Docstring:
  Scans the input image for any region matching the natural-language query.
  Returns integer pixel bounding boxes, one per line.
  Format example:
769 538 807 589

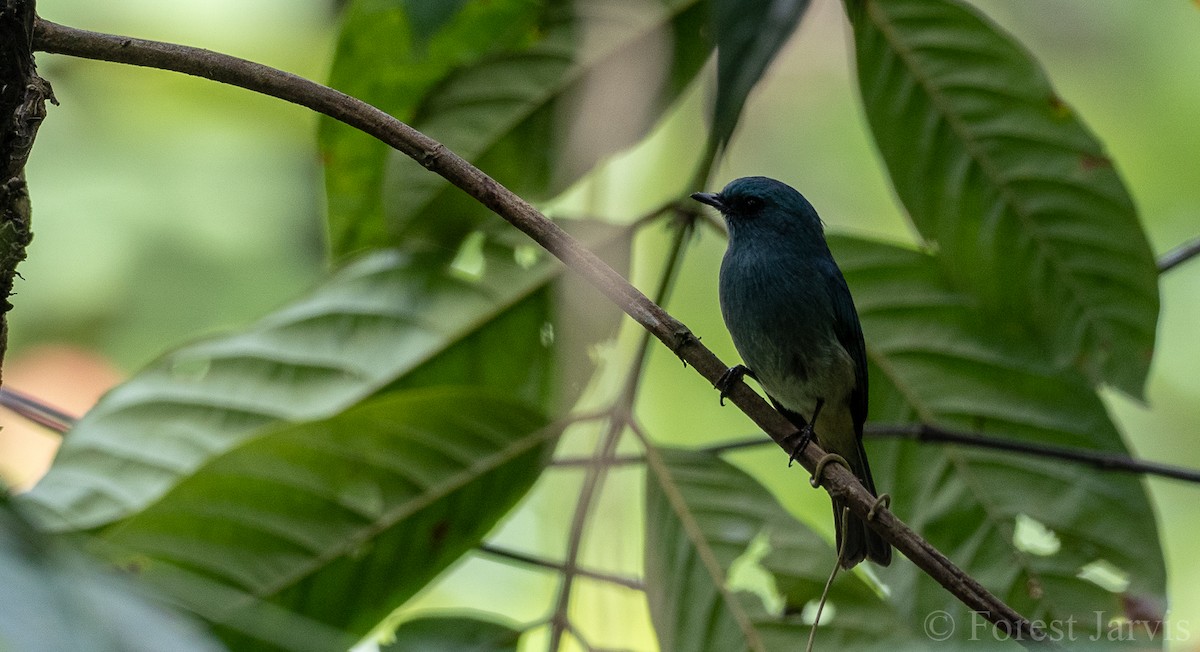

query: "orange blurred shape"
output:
0 345 122 491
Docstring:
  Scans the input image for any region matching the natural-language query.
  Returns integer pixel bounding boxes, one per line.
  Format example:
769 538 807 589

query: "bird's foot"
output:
715 364 756 406
786 398 825 466
809 452 849 488
786 424 815 467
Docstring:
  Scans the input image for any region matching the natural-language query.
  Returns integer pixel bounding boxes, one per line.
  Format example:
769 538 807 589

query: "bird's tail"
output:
832 437 892 569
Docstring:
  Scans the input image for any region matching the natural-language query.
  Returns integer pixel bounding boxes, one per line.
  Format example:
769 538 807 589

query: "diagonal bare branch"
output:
31 18 1049 646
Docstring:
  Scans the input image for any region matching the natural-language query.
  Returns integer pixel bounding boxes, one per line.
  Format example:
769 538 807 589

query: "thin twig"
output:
871 423 1200 484
1158 236 1200 272
563 620 597 652
806 508 848 652
699 436 769 456
548 217 696 651
477 544 644 592
0 387 75 433
31 21 1047 645
0 388 608 440
547 416 628 651
627 199 688 231
551 453 642 468
629 418 766 650
553 199 681 233
699 423 1200 484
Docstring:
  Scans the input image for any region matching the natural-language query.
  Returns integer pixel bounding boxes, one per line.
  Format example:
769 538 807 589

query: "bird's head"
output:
691 176 823 241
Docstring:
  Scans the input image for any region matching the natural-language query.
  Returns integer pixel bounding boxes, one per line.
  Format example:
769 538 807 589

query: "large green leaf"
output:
22 222 627 531
91 389 549 649
383 614 523 651
644 447 900 652
320 0 545 255
831 234 1166 644
0 494 226 652
321 0 710 256
845 0 1159 397
709 0 812 149
390 0 709 247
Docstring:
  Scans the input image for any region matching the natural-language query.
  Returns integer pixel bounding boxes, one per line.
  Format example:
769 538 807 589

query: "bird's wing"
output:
827 267 869 435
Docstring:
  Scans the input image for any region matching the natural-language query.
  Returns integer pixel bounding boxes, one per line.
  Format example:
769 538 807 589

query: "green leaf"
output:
403 0 475 44
644 447 900 652
383 613 523 651
831 234 1166 642
320 0 545 255
22 221 628 531
709 0 812 149
93 389 550 647
0 495 227 652
321 0 710 257
846 0 1159 397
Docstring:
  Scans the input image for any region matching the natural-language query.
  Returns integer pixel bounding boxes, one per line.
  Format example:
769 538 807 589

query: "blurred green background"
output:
10 0 1200 649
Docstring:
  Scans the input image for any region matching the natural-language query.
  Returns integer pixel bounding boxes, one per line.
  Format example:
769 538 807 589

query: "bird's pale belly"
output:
737 330 857 421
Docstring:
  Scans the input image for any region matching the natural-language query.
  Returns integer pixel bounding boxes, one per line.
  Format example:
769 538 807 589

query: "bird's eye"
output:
742 197 764 212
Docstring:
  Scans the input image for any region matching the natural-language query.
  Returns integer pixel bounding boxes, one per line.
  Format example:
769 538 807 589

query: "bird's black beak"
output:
691 191 724 212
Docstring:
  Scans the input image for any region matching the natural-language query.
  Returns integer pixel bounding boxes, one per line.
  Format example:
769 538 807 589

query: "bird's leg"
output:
787 398 824 466
715 364 757 406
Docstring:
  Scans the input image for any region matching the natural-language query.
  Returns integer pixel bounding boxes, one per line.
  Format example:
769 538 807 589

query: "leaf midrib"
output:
862 0 1111 345
865 339 1066 622
407 0 703 216
105 399 553 608
32 252 567 533
645 447 767 652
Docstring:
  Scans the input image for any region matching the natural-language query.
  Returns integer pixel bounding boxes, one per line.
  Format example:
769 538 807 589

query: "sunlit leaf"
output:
93 389 550 648
22 222 628 531
709 0 812 149
846 0 1159 397
831 234 1166 642
644 447 900 651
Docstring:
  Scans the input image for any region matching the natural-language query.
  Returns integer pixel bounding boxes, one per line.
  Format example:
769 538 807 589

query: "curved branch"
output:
31 19 1047 645
1158 235 1200 273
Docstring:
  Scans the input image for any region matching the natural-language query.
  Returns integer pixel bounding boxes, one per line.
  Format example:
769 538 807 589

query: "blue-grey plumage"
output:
693 176 891 568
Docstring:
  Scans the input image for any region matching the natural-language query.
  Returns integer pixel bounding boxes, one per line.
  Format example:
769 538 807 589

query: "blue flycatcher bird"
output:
693 176 891 568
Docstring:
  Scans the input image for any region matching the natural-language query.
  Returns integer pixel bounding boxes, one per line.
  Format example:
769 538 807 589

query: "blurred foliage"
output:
707 0 811 152
319 0 708 257
18 0 331 370
8 0 1200 650
0 491 228 651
